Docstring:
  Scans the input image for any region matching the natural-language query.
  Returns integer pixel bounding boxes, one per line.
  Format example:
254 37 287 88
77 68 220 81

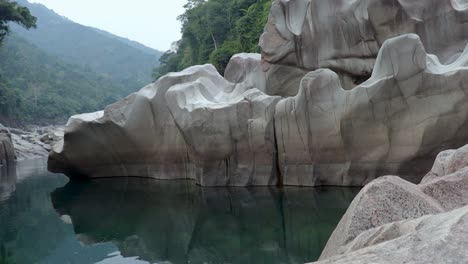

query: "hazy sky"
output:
29 0 187 51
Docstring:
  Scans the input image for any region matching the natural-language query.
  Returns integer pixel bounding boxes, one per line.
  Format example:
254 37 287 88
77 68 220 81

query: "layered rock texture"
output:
49 0 468 186
314 143 468 264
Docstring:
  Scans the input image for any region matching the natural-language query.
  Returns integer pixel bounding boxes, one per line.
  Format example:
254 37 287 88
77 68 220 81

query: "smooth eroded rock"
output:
261 0 468 90
275 34 468 186
49 64 283 186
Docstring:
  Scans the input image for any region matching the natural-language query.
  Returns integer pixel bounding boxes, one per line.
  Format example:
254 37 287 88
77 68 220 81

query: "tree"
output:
0 0 36 43
152 0 271 81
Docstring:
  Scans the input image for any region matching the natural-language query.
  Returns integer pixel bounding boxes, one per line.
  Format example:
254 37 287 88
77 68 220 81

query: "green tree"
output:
153 0 271 80
0 0 36 43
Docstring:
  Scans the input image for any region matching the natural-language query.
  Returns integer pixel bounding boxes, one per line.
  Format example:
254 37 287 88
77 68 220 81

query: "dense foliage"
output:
153 0 271 80
0 0 36 42
0 34 127 125
13 0 162 91
0 0 163 126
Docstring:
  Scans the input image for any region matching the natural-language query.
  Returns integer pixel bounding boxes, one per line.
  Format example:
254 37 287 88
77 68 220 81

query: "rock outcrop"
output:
48 0 468 186
9 125 64 160
261 0 468 91
275 34 468 186
316 143 468 263
49 65 282 186
49 34 468 186
0 124 16 164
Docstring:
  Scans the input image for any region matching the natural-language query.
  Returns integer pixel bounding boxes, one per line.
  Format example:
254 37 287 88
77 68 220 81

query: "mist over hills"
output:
0 0 163 125
12 0 162 90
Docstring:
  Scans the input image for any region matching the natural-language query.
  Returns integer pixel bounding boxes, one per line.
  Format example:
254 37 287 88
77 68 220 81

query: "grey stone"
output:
319 143 468 262
312 206 468 264
48 1 468 187
319 176 444 259
260 0 468 90
50 64 282 186
0 124 15 164
275 34 468 186
224 53 266 92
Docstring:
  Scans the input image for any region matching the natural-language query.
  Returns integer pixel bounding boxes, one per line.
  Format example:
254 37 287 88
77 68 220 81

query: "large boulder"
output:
420 144 468 211
318 143 468 262
319 176 444 259
49 64 281 186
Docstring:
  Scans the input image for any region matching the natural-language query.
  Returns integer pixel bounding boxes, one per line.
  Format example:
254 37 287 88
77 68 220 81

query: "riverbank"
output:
6 125 64 161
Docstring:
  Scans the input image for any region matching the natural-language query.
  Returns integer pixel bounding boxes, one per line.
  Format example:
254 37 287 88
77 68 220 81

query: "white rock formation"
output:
49 0 468 187
50 64 282 186
275 34 468 186
165 77 280 186
317 142 468 263
261 0 468 91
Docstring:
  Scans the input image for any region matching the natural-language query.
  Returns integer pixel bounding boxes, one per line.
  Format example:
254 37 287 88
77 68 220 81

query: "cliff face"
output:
48 0 468 186
260 0 468 91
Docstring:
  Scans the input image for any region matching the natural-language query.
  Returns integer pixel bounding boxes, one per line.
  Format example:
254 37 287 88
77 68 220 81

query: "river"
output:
0 159 359 264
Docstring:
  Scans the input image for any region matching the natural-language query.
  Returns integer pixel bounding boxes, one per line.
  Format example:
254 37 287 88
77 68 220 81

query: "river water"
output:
0 159 359 264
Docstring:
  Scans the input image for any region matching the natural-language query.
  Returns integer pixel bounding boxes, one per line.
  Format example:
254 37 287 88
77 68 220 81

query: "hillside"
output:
0 33 128 125
12 0 162 91
153 0 271 79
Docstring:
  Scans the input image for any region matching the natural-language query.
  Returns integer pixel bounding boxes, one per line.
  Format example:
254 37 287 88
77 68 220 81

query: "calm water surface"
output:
0 159 359 264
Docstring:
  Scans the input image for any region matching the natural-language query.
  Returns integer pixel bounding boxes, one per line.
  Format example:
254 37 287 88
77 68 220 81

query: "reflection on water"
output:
0 160 359 264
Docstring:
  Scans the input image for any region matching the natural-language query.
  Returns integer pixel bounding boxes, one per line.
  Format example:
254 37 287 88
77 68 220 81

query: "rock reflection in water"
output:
0 163 16 203
52 178 359 264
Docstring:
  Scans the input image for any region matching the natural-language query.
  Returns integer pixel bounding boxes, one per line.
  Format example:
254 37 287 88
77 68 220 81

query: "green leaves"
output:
0 0 36 42
153 0 271 80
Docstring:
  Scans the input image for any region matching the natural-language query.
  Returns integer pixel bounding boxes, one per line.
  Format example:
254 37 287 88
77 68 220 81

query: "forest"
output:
0 0 161 125
0 0 271 125
152 0 271 80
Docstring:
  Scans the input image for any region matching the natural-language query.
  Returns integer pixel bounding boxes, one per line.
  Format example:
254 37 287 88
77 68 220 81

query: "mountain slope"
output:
12 0 162 91
0 33 128 125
